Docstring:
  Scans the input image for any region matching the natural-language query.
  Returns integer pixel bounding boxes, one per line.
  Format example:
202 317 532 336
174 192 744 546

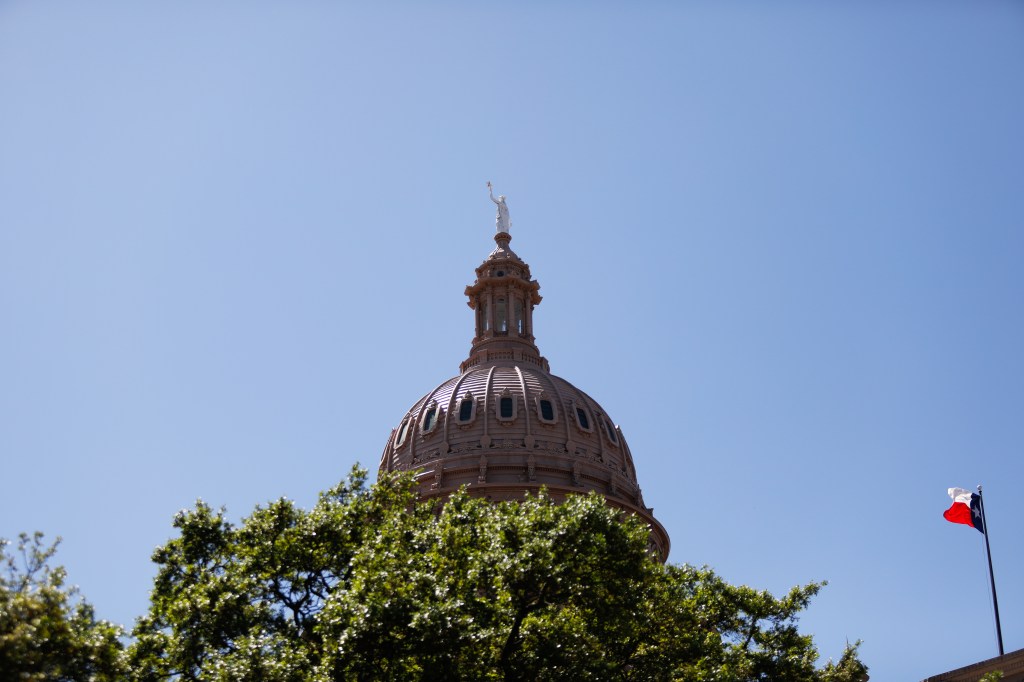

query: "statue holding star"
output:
487 181 510 234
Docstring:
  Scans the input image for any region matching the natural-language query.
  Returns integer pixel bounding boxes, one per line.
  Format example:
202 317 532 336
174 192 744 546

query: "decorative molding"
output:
450 441 482 455
533 440 566 455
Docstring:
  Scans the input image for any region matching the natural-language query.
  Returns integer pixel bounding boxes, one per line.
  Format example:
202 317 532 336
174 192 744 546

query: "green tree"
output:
0 532 125 682
128 468 867 681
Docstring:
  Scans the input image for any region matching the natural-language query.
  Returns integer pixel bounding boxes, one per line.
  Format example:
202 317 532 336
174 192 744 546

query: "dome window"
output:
535 393 557 424
603 418 619 445
395 419 411 447
421 404 441 435
573 404 593 432
496 388 517 424
457 393 476 424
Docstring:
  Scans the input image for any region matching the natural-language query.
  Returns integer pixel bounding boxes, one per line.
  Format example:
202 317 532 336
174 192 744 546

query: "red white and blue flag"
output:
943 487 985 534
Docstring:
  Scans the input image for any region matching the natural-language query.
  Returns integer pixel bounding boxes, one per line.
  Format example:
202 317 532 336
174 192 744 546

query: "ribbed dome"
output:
378 201 669 559
381 364 641 503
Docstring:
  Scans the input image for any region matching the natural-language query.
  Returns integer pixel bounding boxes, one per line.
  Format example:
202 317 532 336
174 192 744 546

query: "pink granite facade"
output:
923 648 1024 682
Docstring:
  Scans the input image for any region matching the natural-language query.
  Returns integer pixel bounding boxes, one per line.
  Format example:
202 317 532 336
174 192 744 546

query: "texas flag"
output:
943 488 985 534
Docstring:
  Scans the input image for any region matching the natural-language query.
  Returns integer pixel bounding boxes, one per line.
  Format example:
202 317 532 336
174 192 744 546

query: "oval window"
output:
500 396 514 419
423 407 438 433
459 397 474 422
395 419 410 446
603 418 618 444
575 407 591 431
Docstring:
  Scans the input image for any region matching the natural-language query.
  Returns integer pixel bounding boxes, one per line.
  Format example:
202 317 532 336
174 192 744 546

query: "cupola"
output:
461 229 548 374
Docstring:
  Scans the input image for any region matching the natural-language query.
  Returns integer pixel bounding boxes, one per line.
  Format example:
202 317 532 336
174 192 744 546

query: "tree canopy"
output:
0 532 125 682
126 468 867 681
2 470 867 680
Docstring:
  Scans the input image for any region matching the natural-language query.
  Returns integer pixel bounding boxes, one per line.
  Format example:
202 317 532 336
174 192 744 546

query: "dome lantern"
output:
461 229 548 374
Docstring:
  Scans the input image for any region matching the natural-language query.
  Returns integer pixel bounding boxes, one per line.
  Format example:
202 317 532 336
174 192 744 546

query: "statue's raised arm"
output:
486 181 511 233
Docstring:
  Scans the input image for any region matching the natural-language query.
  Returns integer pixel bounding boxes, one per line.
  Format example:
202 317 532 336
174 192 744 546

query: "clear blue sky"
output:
2 2 1022 678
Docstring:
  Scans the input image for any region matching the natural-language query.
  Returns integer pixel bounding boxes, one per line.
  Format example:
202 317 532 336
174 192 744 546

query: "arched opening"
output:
496 298 507 333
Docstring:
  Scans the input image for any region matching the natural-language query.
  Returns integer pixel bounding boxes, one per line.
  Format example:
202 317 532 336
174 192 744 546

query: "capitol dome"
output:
379 213 669 559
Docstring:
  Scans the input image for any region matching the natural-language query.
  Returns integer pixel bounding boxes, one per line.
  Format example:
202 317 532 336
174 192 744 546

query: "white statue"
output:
487 181 510 233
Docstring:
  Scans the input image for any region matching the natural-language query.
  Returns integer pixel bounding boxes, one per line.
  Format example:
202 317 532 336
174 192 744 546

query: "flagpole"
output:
977 485 1004 657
